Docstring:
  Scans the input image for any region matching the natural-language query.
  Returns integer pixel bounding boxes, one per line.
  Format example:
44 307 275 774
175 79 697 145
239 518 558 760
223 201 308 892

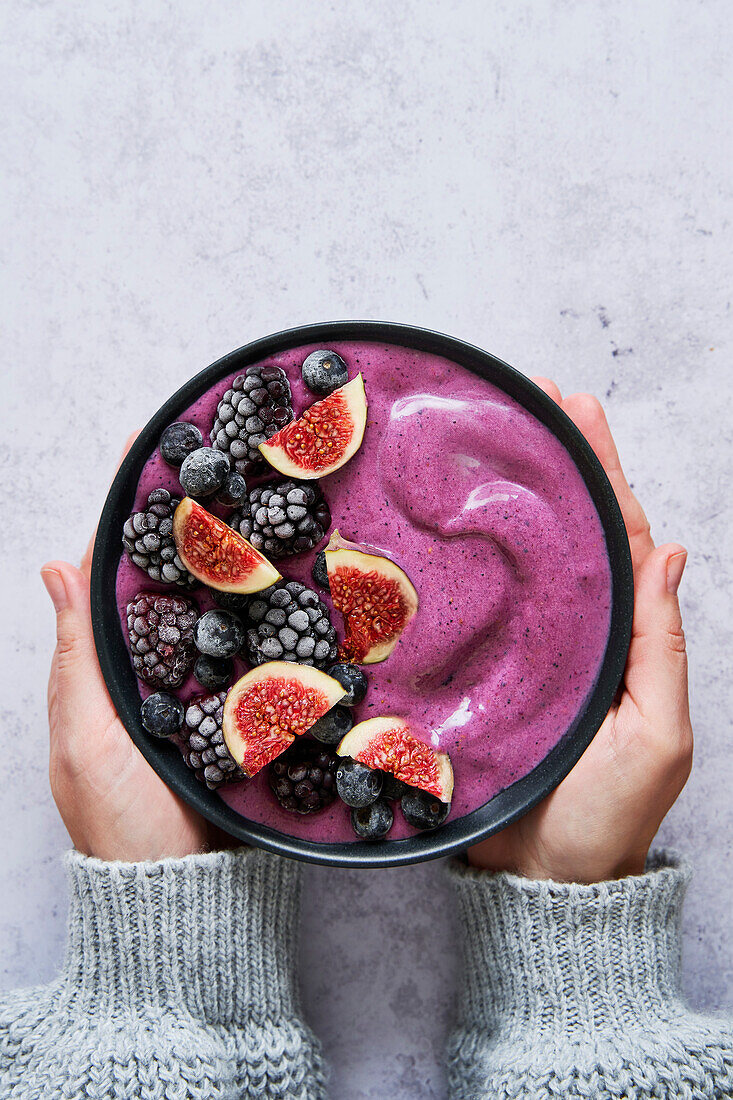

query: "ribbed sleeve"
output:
446 850 733 1099
0 847 327 1100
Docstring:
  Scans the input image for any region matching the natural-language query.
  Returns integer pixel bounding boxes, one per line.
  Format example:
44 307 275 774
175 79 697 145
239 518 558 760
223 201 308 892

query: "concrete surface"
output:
1 2 731 1096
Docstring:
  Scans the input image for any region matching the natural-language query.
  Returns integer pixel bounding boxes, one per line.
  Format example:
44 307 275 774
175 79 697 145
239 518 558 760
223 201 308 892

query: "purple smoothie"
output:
116 341 612 842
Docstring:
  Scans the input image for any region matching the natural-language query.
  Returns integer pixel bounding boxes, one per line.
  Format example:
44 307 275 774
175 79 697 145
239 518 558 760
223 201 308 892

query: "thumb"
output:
623 543 689 724
41 562 98 673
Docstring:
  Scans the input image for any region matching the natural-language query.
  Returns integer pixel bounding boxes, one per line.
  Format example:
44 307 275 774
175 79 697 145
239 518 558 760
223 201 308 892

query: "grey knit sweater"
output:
0 848 731 1099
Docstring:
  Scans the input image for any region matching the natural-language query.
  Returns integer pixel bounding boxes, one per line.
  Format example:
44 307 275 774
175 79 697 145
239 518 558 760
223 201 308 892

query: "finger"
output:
622 543 690 726
562 393 655 572
530 376 563 404
80 432 140 579
41 562 106 708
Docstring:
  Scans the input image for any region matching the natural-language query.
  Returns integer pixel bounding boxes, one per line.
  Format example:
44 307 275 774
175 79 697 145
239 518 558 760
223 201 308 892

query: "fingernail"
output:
666 550 687 595
41 568 68 612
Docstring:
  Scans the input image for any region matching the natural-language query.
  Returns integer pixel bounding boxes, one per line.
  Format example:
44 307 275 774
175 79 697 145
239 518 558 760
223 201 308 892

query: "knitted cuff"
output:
60 846 303 1023
448 849 691 1041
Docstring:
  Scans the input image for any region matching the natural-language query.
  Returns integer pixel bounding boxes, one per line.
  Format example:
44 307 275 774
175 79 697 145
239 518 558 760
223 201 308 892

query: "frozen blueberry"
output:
379 772 410 801
312 550 329 590
335 759 382 807
193 609 245 659
208 588 251 613
160 422 203 467
193 654 234 691
326 663 368 706
351 799 393 840
179 447 230 499
215 470 248 507
140 692 184 738
309 705 353 745
301 350 349 396
400 789 451 830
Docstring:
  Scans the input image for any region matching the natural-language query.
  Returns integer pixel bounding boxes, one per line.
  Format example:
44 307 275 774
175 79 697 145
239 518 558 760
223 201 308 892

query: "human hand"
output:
42 436 225 862
468 383 692 883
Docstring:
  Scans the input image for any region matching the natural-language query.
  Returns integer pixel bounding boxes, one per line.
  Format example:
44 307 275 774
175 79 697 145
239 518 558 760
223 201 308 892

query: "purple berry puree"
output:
116 341 612 843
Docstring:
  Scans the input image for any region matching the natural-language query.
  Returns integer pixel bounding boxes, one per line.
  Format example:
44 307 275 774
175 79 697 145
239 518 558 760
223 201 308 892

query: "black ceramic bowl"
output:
91 321 633 868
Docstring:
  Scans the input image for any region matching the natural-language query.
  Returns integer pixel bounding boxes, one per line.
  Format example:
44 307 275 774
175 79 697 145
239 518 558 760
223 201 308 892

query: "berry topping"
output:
208 588 251 613
126 591 198 690
193 609 245 659
244 579 338 668
268 740 338 814
335 759 382 807
308 704 353 745
229 479 331 559
400 789 451 830
193 653 234 691
179 447 231 500
182 691 246 789
122 489 196 589
379 772 410 801
159 422 204 467
211 365 294 476
351 799 393 840
312 550 330 590
301 349 349 396
215 470 248 507
325 663 368 706
259 375 367 480
140 692 184 738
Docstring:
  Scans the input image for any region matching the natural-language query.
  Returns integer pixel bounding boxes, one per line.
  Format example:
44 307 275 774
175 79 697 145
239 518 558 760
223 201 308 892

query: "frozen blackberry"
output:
308 704 353 745
268 740 337 814
181 691 245 789
301 349 348 396
122 489 196 588
159 422 203 467
229 479 331 559
312 550 329 590
244 579 338 668
179 446 230 499
126 591 198 689
211 364 294 476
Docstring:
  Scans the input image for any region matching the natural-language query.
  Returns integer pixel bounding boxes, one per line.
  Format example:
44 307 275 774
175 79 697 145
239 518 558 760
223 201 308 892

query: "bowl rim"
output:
91 320 633 868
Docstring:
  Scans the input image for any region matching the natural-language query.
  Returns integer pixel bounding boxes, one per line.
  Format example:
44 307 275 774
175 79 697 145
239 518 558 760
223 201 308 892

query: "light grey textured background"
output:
1 2 731 1096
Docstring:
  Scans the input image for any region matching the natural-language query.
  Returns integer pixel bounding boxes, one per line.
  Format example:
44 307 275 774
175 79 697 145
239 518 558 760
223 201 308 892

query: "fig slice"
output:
222 662 347 777
337 716 454 803
173 497 281 594
258 374 367 480
325 530 419 664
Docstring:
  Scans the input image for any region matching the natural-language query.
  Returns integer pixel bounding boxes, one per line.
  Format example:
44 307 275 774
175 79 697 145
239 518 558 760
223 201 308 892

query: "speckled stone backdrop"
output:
2 1 731 1096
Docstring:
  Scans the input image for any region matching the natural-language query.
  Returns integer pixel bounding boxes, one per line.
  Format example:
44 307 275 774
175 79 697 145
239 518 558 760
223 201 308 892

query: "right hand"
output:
468 385 693 883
